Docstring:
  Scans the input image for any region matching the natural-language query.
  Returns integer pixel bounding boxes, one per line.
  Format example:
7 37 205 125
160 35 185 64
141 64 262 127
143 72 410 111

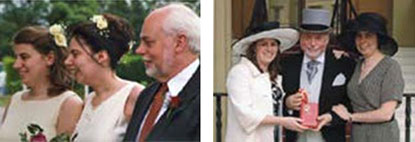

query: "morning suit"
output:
281 49 355 142
124 67 200 142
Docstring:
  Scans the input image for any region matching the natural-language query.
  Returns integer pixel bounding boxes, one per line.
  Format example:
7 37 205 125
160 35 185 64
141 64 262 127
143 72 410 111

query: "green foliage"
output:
0 0 200 95
117 53 153 86
50 133 71 142
19 123 71 142
0 96 11 107
160 0 200 15
0 0 200 58
19 123 44 142
19 132 28 142
28 123 44 134
71 82 87 99
0 1 50 60
3 56 22 95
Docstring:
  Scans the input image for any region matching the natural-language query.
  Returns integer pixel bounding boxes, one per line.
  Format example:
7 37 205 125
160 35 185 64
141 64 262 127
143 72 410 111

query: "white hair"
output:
159 3 200 54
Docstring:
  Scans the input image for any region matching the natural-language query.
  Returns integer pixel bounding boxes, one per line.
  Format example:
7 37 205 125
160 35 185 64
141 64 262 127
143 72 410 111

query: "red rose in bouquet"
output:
30 133 47 142
19 123 71 142
19 123 47 142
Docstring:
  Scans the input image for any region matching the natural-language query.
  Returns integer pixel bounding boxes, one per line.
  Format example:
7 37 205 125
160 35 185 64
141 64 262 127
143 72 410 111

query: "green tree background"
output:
0 0 200 97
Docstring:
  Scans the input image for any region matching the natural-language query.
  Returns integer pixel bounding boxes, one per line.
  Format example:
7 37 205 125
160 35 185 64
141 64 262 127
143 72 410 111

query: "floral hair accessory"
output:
49 24 67 48
128 41 136 50
90 15 108 30
90 15 110 38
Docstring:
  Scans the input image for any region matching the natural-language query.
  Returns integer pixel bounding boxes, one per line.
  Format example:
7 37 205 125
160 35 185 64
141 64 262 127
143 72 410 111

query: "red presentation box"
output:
299 89 319 128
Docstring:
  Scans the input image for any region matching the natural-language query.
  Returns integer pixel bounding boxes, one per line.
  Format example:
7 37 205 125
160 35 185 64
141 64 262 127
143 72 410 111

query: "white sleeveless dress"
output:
73 82 138 142
0 90 80 142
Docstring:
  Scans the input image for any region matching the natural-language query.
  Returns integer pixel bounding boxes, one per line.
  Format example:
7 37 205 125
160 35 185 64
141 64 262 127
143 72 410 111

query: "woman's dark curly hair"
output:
68 13 135 69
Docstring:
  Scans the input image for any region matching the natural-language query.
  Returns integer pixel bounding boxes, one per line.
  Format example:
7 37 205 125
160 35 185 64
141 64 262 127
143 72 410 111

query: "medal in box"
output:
299 89 318 128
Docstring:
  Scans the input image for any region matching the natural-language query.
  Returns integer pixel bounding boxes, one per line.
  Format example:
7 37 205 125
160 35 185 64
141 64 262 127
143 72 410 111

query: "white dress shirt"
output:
137 58 200 139
161 58 200 121
300 53 325 103
298 53 326 142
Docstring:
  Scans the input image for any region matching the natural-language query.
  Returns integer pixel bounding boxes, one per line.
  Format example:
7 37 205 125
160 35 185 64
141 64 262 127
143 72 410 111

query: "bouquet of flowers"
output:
19 123 71 142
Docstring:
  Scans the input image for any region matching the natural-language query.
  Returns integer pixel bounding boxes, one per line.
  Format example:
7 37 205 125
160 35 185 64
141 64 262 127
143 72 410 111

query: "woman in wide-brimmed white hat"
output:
226 22 307 142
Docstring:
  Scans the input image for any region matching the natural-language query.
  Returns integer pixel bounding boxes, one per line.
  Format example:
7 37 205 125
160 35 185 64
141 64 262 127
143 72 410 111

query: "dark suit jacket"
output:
124 67 200 142
280 49 355 142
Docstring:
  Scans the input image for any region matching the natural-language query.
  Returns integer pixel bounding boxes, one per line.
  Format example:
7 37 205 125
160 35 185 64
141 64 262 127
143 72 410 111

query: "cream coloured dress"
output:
0 90 80 142
226 57 284 142
73 82 140 142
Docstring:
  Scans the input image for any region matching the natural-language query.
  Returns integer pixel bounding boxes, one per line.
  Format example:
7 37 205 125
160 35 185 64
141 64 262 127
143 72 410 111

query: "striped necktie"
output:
306 60 320 83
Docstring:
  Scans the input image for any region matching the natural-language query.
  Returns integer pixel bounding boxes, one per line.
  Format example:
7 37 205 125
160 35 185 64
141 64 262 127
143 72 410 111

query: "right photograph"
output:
214 0 415 142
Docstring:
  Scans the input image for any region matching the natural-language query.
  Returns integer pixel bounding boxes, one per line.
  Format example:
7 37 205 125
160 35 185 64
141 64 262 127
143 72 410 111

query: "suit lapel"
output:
124 82 161 141
169 67 200 119
139 83 162 121
148 66 200 139
293 54 303 92
319 50 336 108
283 53 303 94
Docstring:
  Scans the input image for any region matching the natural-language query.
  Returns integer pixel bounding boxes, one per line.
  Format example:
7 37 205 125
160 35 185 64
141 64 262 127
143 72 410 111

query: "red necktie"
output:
138 83 168 142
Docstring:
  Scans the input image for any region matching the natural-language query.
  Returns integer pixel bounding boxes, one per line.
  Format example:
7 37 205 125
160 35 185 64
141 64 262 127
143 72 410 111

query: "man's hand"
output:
285 92 303 110
311 113 332 131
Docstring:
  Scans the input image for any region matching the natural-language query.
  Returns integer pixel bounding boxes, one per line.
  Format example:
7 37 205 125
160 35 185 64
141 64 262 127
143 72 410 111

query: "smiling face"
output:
254 38 279 67
355 31 380 57
300 32 330 60
135 12 176 81
13 44 52 87
64 38 100 85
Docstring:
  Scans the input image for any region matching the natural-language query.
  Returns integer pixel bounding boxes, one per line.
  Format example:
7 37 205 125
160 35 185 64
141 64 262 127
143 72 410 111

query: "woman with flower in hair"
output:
65 13 144 142
0 25 83 141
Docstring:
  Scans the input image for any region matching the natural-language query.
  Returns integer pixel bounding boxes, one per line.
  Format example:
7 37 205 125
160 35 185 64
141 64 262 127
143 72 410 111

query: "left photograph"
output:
0 1 200 142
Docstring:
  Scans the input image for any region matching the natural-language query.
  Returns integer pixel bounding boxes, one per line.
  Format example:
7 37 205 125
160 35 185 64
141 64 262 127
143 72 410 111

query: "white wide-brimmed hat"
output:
232 22 299 63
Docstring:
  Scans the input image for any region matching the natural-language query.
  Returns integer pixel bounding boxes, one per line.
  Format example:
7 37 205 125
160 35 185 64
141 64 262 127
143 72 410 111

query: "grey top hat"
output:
300 9 331 33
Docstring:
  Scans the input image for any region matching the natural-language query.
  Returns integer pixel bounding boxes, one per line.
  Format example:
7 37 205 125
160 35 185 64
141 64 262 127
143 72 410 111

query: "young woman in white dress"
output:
64 14 144 142
0 26 83 141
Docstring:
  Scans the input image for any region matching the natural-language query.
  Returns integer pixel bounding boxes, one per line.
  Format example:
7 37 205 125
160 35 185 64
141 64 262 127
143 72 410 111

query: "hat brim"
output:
233 28 299 57
379 35 398 56
299 28 331 33
338 30 398 56
299 25 332 33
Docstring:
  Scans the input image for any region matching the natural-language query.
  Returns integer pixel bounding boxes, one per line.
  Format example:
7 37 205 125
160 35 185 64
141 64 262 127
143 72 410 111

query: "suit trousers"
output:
296 131 325 142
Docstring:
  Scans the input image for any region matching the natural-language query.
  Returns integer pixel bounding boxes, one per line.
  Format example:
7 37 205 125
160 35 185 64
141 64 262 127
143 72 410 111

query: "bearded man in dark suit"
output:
124 3 200 142
281 9 355 142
